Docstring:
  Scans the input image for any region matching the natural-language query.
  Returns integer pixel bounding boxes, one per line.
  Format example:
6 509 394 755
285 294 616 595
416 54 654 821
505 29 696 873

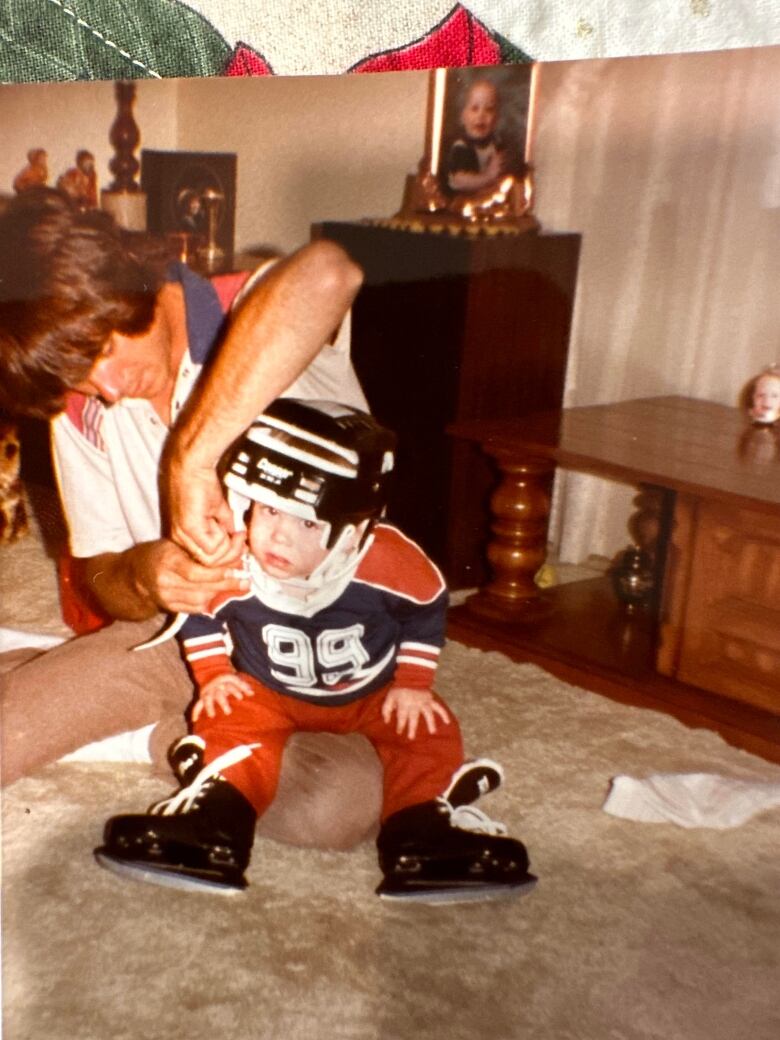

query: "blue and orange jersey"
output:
179 523 448 705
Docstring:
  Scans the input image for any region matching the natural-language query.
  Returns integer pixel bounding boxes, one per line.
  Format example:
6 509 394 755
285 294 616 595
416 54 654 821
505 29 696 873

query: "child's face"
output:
248 503 329 580
460 81 499 141
751 374 780 421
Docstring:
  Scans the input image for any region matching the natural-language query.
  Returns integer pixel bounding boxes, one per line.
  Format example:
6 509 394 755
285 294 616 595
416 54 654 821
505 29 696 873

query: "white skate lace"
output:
441 800 508 836
151 743 261 816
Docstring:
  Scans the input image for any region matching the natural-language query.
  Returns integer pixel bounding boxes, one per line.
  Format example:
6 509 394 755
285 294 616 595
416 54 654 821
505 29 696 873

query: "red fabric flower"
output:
223 5 503 78
351 5 501 72
225 43 273 77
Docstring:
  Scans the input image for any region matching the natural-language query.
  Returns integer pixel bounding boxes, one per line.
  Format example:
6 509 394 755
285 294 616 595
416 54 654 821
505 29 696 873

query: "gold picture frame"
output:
395 64 539 233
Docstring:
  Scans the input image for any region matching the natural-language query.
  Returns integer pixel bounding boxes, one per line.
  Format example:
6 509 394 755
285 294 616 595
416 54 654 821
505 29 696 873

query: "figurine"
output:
57 150 98 209
12 148 49 194
741 365 780 426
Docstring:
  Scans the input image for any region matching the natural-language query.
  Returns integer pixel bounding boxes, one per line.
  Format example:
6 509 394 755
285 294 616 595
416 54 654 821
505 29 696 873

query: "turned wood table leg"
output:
467 447 555 622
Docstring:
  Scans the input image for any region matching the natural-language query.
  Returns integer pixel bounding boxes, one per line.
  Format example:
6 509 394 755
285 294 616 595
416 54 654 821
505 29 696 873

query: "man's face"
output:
72 307 174 407
461 81 499 141
247 503 329 580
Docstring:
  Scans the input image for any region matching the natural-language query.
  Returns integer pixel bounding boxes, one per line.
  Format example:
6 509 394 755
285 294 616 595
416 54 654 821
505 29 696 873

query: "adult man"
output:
0 188 383 849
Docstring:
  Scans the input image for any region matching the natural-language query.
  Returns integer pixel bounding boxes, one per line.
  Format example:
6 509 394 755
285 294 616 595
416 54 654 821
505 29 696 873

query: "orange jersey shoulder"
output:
355 524 446 604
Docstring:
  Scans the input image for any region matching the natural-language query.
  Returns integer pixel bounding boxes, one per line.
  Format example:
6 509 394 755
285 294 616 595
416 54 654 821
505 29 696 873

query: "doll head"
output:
742 366 780 425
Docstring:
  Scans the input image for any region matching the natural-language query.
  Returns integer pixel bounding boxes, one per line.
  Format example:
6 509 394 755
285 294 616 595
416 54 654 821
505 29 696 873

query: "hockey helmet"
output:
221 398 396 549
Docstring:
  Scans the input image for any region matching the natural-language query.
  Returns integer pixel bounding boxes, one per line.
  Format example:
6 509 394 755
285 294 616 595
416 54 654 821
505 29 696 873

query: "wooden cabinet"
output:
313 221 581 588
447 397 780 761
658 496 780 712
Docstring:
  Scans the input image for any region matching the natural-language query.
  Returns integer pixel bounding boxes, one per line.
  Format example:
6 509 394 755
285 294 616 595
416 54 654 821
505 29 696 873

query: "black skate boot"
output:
376 787 537 904
94 743 259 894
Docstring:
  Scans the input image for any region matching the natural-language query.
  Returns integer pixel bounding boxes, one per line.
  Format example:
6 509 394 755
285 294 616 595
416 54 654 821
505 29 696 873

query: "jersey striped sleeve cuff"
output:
182 634 234 686
393 641 441 689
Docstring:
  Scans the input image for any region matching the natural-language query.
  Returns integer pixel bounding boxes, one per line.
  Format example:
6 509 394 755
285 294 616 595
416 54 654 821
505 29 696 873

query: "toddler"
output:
95 400 535 903
445 78 508 194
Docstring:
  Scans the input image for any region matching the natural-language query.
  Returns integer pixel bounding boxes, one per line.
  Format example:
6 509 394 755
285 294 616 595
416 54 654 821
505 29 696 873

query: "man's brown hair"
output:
0 188 169 419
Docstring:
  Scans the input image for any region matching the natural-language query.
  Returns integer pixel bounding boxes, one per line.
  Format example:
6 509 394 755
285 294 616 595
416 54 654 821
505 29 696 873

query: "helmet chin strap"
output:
228 487 249 534
134 517 375 651
245 520 373 618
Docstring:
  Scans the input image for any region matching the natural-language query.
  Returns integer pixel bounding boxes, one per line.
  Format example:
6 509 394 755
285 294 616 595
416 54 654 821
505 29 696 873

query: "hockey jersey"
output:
179 524 448 706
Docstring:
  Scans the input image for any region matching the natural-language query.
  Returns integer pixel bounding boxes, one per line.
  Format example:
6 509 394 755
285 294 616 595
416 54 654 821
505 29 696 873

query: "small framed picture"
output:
429 65 535 196
140 149 237 262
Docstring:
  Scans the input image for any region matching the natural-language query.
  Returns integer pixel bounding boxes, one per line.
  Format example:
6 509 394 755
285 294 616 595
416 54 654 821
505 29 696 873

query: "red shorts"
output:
194 675 463 822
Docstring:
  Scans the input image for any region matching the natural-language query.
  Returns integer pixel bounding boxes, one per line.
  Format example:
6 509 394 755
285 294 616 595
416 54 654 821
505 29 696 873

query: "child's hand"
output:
192 673 254 721
381 686 450 740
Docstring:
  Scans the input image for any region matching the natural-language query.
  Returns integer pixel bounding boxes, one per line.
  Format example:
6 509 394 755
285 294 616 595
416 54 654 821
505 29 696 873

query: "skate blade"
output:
376 873 537 905
94 850 245 895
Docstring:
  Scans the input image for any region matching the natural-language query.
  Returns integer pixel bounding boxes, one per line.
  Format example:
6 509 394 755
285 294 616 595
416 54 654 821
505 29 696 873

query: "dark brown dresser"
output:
313 220 581 587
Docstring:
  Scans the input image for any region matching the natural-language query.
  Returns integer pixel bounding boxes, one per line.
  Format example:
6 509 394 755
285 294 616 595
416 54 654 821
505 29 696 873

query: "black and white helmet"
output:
221 398 396 549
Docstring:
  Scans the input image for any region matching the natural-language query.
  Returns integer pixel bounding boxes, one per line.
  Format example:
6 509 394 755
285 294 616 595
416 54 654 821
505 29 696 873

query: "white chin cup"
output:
246 520 373 617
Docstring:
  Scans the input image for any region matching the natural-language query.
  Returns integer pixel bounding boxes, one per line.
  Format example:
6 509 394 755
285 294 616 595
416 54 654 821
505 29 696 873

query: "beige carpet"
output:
3 638 780 1040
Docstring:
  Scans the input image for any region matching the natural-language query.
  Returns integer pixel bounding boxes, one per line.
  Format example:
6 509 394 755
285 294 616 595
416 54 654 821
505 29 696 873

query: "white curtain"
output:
531 45 780 563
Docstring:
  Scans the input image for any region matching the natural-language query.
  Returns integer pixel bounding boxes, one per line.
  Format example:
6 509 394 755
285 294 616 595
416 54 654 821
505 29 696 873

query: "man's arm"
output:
82 539 249 620
165 239 363 564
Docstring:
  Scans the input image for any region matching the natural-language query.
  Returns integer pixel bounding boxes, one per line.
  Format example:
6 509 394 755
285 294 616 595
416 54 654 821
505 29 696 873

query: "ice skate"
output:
95 744 258 894
375 793 537 904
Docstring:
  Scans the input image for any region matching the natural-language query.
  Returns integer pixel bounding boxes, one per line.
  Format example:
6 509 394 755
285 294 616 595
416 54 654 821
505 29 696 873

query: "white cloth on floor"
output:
59 725 154 764
0 627 65 652
0 626 152 764
603 772 780 829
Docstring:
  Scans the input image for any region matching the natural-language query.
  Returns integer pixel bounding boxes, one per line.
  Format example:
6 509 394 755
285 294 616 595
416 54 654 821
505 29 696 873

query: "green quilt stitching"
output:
0 0 232 82
46 0 162 77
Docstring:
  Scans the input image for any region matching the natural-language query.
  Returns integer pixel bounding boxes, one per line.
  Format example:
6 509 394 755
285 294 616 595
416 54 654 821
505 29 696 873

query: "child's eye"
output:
302 519 319 530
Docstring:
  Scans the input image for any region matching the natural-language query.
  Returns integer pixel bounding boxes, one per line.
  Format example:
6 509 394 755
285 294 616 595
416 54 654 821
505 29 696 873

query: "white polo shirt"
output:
52 263 368 558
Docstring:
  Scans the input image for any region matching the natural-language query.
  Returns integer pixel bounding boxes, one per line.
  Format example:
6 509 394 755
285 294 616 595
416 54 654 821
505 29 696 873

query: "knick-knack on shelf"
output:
57 150 98 210
12 148 49 194
609 545 655 614
740 365 780 426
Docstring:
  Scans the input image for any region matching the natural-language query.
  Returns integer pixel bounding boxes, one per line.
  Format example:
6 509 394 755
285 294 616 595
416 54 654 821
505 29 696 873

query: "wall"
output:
535 47 778 408
166 71 427 253
530 46 779 560
0 80 179 200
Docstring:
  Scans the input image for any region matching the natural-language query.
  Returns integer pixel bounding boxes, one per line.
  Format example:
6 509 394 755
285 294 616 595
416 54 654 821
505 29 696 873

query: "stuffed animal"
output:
0 418 29 543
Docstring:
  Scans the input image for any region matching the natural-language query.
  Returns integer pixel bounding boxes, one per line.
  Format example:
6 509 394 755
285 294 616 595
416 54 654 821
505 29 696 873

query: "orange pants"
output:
194 675 464 822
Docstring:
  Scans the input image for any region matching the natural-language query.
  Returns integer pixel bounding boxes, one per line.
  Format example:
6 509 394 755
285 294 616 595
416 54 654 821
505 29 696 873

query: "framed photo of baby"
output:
431 65 535 198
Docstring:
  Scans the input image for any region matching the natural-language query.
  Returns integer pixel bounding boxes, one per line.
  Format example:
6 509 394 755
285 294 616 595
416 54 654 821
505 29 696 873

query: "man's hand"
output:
166 455 244 566
163 241 362 564
381 686 450 740
84 540 248 621
192 672 255 722
132 538 249 614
